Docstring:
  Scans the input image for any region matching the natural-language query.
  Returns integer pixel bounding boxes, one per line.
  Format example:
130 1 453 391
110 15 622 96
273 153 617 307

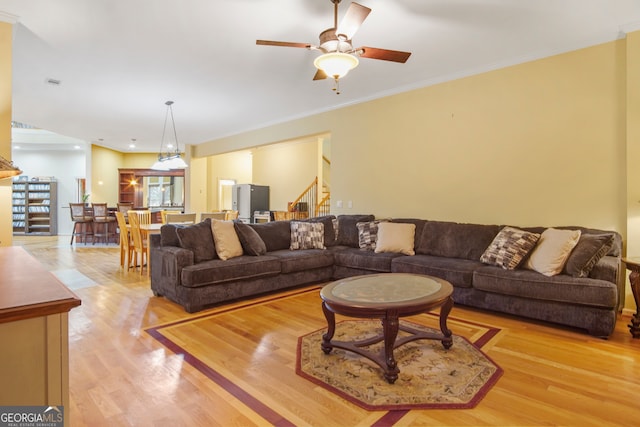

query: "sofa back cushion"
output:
176 218 217 262
417 221 502 260
335 214 375 247
160 223 183 247
249 220 292 252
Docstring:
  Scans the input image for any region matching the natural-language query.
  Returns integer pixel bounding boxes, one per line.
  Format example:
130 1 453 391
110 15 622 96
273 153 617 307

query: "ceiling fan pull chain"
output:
333 77 341 95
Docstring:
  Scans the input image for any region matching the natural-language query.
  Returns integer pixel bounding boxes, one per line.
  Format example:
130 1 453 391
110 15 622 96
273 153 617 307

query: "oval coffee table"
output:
320 273 454 384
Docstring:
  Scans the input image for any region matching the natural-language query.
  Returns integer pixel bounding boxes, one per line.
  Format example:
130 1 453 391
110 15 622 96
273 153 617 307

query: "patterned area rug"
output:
296 320 502 410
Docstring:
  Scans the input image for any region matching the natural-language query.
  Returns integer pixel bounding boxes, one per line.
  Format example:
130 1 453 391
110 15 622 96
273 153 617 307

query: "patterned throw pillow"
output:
290 221 325 250
480 226 540 270
356 220 382 251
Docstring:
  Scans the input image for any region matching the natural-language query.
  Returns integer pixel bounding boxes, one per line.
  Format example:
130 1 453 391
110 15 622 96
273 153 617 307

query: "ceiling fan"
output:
256 0 411 93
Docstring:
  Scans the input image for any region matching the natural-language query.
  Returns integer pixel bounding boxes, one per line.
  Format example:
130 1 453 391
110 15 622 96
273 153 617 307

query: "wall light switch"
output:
336 200 343 208
348 200 353 209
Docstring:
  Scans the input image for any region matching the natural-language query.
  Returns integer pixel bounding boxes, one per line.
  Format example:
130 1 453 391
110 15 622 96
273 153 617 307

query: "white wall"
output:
12 150 87 235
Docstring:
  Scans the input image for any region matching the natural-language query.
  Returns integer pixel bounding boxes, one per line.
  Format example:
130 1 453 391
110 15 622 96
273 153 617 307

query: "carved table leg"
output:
629 270 640 338
382 310 400 384
439 296 454 349
321 302 336 353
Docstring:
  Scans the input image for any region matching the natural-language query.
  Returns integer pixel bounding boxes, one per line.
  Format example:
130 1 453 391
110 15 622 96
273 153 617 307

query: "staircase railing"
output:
287 177 330 218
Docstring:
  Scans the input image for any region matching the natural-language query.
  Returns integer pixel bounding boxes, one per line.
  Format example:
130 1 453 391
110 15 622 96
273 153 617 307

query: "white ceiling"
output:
2 0 640 153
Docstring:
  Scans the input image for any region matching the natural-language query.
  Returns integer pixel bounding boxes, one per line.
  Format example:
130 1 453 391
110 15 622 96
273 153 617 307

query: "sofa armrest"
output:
590 255 624 310
150 245 195 292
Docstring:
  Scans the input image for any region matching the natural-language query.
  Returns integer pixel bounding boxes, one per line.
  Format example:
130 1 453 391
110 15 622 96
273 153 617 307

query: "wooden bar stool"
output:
91 203 116 244
69 203 93 244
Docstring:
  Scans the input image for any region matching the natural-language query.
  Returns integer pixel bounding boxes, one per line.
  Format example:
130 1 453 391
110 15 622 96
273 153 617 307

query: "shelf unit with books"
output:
12 180 58 236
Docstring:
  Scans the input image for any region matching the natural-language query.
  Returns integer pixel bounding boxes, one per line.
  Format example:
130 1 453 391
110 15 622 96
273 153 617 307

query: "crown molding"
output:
620 21 640 35
0 11 19 24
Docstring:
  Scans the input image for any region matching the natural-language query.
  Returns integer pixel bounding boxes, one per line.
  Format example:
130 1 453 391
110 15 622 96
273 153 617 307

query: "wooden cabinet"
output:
12 180 58 235
118 168 137 205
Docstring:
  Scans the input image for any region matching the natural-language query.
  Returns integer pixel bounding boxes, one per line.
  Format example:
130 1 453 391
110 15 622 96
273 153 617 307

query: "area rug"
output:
296 320 502 410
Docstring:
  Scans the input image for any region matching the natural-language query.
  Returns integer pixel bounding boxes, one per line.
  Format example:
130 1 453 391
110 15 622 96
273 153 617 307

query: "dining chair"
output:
69 203 93 245
115 211 133 269
224 210 239 221
166 213 197 224
160 210 170 224
128 210 151 226
200 212 226 221
91 203 116 245
128 211 148 276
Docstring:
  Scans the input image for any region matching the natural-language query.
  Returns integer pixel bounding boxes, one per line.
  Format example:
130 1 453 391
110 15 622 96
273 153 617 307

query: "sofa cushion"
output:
336 214 375 247
290 221 325 250
249 220 292 252
524 228 581 276
480 226 540 270
417 221 502 260
211 219 244 260
333 247 402 272
181 255 281 287
176 218 217 262
375 222 416 255
391 255 482 288
473 265 618 308
268 249 334 274
234 222 267 256
563 233 615 278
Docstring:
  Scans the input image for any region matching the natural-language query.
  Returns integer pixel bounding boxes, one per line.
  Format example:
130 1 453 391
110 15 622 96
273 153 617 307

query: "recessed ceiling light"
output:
73 145 81 149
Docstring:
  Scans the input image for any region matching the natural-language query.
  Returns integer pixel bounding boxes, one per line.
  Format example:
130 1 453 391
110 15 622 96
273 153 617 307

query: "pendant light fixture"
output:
151 100 188 170
0 154 22 180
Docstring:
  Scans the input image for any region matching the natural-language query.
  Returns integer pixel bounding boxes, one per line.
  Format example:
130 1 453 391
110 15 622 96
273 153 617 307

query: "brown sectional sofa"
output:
150 214 623 338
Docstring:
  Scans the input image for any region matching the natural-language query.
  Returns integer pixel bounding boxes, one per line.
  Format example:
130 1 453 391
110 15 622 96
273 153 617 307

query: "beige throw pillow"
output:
211 219 244 260
524 228 581 276
374 222 416 255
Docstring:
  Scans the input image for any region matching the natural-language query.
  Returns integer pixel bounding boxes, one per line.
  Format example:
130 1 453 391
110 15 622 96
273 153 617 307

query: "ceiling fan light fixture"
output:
313 52 359 79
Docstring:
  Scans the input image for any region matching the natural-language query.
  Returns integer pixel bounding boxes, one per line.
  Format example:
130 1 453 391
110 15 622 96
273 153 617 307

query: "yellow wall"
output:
189 156 207 214
252 138 320 211
206 150 252 212
0 23 12 246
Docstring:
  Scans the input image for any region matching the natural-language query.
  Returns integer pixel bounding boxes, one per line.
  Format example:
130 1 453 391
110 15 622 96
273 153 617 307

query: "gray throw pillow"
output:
563 233 615 278
235 222 267 256
176 218 217 262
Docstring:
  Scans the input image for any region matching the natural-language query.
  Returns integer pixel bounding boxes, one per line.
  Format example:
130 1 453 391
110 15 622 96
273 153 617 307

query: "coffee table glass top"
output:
326 273 443 304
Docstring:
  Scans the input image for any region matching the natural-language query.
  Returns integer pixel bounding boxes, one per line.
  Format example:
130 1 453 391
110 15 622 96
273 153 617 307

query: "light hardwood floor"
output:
12 235 640 427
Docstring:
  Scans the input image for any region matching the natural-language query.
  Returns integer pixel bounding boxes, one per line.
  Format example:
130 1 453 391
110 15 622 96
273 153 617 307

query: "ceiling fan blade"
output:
358 47 412 63
336 2 371 40
313 69 328 81
256 40 312 49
